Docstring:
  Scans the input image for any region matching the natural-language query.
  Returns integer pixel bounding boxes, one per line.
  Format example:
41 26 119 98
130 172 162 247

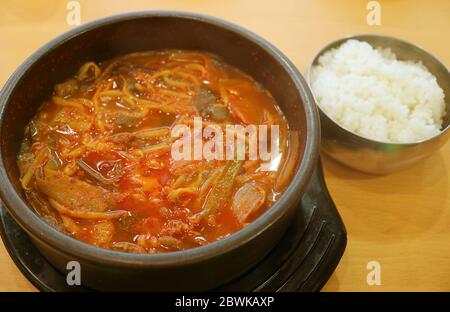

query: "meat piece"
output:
135 234 158 249
36 167 117 212
193 89 230 121
161 220 191 237
107 127 170 147
193 89 216 111
206 104 229 121
112 242 146 253
113 113 141 128
232 182 266 224
158 235 182 250
54 79 79 98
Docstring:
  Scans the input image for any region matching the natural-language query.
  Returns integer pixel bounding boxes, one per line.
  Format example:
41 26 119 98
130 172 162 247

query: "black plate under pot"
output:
0 159 346 292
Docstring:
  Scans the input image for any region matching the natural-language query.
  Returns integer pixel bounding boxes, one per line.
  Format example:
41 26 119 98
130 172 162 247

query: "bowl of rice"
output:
307 34 449 174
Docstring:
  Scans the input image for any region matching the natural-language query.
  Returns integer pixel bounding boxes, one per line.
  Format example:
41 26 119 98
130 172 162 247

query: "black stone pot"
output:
0 11 321 291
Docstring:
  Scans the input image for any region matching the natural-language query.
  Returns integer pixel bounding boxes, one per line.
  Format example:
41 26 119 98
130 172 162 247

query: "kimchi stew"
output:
17 50 300 253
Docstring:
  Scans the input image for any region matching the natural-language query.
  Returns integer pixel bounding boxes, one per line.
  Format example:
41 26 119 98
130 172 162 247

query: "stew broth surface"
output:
17 50 299 253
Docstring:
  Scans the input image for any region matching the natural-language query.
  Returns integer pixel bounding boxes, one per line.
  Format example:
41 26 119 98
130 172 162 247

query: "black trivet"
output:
0 159 346 292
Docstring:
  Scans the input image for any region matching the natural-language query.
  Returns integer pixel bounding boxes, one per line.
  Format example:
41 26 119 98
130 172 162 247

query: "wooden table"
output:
0 0 449 292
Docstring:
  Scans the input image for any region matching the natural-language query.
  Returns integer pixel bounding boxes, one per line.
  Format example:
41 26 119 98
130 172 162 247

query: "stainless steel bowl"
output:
306 34 450 174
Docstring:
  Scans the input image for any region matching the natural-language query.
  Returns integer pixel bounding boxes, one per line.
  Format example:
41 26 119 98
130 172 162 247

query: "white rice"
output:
310 39 446 143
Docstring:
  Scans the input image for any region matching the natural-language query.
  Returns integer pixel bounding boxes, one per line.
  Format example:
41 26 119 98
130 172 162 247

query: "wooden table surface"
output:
0 0 449 292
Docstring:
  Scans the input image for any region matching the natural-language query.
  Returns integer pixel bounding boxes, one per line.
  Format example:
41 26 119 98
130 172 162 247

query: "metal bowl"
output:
306 34 450 174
